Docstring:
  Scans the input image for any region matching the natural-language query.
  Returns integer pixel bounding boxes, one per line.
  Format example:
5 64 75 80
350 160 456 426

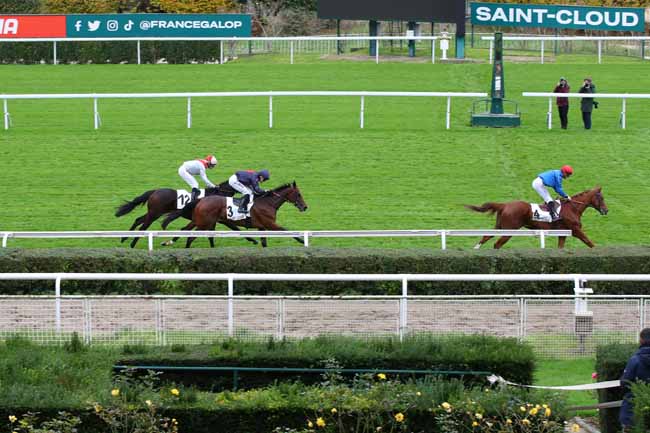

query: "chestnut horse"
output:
466 186 608 249
185 181 308 248
115 180 240 248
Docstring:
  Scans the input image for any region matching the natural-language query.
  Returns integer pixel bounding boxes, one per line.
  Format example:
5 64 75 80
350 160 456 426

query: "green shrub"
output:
595 343 637 433
3 247 650 295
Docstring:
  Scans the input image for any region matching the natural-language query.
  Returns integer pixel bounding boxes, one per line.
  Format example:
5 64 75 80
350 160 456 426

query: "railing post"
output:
547 97 552 130
440 230 447 250
148 232 154 251
93 97 100 129
53 41 57 65
269 95 273 128
55 276 62 333
539 231 546 249
431 38 436 64
519 298 526 341
399 277 408 341
540 40 544 64
375 38 379 64
621 98 627 129
137 40 141 65
187 97 192 129
220 40 224 64
290 40 294 65
489 40 494 64
598 40 602 64
303 231 309 247
1 232 8 248
228 275 234 337
3 99 9 130
360 95 365 129
277 298 285 340
445 96 451 130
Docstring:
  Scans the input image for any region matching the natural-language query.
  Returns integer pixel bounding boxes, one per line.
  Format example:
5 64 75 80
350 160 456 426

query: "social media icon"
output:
87 20 101 32
124 20 134 31
107 20 119 31
74 20 82 32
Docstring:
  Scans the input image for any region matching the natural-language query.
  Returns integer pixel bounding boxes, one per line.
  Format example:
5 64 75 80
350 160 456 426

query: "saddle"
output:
531 200 562 223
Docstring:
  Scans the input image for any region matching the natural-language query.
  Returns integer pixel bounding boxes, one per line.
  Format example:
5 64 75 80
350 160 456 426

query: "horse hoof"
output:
161 241 173 247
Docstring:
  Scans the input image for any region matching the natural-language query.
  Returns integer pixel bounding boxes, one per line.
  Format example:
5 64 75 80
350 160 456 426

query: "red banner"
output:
0 15 66 38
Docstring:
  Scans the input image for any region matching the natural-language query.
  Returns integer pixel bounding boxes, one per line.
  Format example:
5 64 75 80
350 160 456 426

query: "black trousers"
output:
557 105 569 129
582 111 592 130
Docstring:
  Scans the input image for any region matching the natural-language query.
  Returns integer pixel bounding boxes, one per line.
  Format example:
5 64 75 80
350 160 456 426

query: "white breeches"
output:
179 167 199 189
229 175 253 197
532 177 552 202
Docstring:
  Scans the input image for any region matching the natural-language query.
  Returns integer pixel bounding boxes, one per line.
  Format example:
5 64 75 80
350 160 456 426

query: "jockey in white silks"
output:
178 155 217 202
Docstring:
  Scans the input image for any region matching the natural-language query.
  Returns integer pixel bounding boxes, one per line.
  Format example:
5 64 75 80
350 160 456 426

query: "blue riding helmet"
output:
258 169 270 180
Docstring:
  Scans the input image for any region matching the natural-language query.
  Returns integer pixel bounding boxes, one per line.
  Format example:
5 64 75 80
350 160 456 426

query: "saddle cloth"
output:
226 197 254 221
531 200 562 222
176 189 205 210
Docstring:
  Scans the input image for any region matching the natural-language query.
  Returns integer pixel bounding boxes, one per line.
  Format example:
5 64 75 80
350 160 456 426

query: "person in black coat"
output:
620 328 650 432
579 77 597 130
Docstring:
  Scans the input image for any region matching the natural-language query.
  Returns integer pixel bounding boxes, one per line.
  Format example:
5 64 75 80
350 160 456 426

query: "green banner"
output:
470 2 644 32
66 14 251 38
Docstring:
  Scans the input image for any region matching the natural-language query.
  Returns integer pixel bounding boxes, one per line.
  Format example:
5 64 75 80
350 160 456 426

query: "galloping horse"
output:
115 180 237 248
466 186 608 249
184 181 308 248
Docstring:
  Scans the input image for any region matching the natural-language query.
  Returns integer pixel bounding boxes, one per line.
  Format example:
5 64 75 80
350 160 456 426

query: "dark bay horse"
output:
115 180 238 248
185 182 308 248
466 186 608 249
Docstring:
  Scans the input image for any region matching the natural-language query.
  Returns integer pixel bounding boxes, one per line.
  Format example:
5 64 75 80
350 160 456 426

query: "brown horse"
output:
185 181 308 248
466 186 608 249
115 180 245 248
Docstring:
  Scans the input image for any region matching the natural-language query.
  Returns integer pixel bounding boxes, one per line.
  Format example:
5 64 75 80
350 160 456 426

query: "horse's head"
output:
589 187 608 215
286 181 308 212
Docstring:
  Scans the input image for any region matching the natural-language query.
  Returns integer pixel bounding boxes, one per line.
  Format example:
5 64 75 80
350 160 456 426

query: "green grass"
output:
0 58 649 249
535 358 598 416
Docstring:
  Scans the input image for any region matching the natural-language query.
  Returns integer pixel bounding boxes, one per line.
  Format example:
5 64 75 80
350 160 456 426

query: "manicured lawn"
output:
0 58 648 249
536 358 598 415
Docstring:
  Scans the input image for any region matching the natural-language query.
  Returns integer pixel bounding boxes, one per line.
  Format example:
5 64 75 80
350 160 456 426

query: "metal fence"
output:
0 229 571 250
0 272 648 358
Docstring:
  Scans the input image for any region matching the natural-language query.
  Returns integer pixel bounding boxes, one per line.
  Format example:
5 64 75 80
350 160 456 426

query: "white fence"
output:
0 229 572 250
0 90 486 131
0 272 648 358
521 92 650 129
0 35 440 65
483 36 650 64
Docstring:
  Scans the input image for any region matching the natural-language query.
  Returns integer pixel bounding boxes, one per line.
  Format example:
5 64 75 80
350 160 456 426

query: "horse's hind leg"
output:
162 222 195 247
130 214 159 248
121 214 146 243
494 236 512 249
473 235 493 250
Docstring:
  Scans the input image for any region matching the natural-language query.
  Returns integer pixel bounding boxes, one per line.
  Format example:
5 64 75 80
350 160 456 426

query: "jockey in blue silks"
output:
532 165 573 221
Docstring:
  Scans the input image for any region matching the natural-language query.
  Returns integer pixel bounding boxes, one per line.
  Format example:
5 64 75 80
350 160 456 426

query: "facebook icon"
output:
74 20 82 32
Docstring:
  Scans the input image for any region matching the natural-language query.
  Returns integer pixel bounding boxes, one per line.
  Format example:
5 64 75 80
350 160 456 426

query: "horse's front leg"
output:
572 228 595 248
268 223 303 245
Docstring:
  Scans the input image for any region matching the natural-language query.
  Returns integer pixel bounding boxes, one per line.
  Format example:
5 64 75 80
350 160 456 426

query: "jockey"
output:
532 165 573 221
178 155 218 202
228 169 270 214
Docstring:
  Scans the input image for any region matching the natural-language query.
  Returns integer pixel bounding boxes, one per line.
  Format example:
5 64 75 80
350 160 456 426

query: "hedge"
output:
3 247 650 295
595 343 637 433
116 334 536 389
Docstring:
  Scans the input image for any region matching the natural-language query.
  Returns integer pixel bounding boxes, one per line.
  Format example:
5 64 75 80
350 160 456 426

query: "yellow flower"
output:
316 417 326 427
111 388 120 397
93 404 103 413
475 413 483 420
145 400 153 407
416 391 422 396
571 424 581 432
377 373 387 380
506 418 512 424
394 413 405 423
172 419 178 425
8 416 17 423
472 421 479 427
529 407 538 416
331 408 337 414
307 420 314 428
170 388 180 396
543 404 549 408
523 419 531 425
520 406 526 412
441 402 452 412
545 407 552 417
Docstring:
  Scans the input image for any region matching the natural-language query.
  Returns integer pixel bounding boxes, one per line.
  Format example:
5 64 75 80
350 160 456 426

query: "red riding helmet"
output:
561 165 574 176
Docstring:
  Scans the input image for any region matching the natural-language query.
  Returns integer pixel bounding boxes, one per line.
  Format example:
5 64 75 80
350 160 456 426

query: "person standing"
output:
620 328 650 432
553 77 570 129
579 77 597 130
178 155 218 202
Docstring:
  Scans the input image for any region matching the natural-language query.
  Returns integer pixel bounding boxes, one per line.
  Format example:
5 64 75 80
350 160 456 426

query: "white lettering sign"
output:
0 18 18 35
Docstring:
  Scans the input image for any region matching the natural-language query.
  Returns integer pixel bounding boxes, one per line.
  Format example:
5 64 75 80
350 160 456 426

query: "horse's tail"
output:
464 202 505 215
115 190 155 217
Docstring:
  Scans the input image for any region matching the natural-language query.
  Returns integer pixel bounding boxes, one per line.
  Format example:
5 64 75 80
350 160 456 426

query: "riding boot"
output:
547 201 559 221
238 195 250 214
191 188 200 202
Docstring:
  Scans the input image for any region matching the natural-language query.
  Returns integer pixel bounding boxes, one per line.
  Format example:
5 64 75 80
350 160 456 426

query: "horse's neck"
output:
262 188 291 209
571 190 595 216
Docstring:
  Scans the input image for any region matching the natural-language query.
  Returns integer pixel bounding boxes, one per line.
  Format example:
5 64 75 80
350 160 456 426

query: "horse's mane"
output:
261 183 293 197
572 186 601 199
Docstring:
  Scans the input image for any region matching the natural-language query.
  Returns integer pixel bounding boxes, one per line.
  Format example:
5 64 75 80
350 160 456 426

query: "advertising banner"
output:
0 14 251 39
470 2 645 32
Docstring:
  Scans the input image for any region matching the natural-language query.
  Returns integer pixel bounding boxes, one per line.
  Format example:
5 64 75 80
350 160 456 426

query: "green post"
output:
490 32 505 114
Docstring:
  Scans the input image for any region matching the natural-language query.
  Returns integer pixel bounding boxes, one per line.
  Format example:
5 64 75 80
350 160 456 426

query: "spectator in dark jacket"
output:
579 77 597 130
553 77 570 129
620 328 650 432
